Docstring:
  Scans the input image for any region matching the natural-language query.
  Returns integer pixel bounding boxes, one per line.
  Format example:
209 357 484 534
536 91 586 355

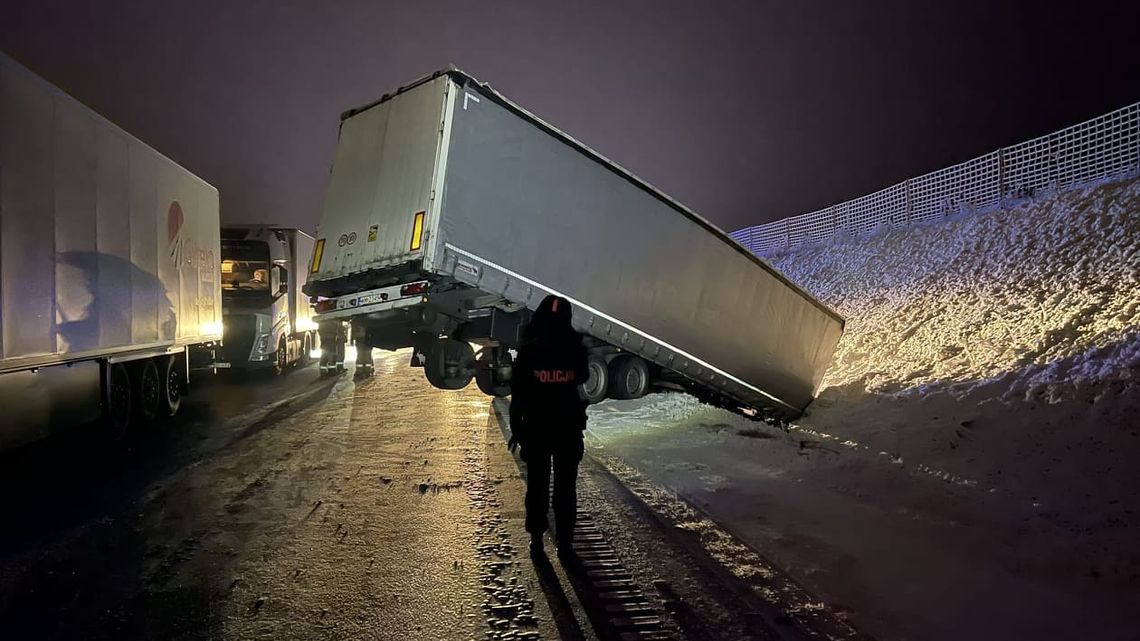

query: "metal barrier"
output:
731 102 1140 255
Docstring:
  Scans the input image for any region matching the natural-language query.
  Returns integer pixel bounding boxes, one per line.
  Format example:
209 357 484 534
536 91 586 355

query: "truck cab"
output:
220 226 318 373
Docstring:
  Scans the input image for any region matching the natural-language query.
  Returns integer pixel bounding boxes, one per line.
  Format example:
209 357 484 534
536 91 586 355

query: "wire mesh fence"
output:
732 101 1140 256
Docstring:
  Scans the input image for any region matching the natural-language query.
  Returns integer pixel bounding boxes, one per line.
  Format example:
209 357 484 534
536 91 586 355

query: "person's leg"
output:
552 437 584 550
524 445 552 544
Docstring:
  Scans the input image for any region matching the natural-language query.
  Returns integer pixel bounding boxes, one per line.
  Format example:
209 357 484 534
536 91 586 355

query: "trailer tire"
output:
580 356 608 404
608 355 650 400
104 362 132 437
475 349 512 398
425 338 475 390
161 355 184 417
135 358 162 423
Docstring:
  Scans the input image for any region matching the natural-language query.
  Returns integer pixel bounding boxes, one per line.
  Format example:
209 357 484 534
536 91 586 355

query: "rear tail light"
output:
401 282 427 297
314 299 337 313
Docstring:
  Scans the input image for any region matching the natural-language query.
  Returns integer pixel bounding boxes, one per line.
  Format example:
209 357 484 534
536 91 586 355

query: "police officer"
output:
508 294 589 558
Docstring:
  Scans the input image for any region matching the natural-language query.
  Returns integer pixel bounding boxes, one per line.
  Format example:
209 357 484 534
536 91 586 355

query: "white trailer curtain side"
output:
309 69 844 417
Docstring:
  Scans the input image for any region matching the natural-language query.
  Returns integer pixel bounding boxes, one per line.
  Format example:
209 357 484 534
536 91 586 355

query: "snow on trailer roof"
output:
341 66 845 327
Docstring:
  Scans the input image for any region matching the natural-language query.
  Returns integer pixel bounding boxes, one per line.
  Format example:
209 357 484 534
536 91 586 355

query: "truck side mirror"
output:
271 264 288 296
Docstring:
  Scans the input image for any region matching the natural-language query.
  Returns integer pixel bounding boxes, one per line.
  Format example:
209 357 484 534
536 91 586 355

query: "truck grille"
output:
222 315 257 363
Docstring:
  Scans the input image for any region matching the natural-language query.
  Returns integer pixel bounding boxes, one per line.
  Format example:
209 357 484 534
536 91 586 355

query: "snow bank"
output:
581 177 1140 641
771 178 1139 403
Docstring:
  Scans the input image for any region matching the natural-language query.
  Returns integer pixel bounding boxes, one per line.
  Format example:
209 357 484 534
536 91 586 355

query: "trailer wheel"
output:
425 338 475 390
475 348 512 397
161 355 184 417
104 362 132 437
608 355 650 400
135 358 162 423
580 356 608 404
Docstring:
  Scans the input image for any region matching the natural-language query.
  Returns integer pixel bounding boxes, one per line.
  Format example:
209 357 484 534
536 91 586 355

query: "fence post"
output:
904 178 912 226
997 147 1007 202
1049 132 1060 191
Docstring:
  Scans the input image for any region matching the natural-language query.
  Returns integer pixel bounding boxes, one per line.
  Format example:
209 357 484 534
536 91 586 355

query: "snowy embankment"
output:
774 178 1138 405
766 178 1139 516
585 177 1140 641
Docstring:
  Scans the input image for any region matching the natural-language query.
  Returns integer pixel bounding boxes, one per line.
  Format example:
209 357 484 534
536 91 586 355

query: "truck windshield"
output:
221 241 270 295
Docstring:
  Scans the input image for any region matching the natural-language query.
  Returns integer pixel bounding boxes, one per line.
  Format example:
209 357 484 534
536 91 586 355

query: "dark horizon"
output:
3 0 1138 233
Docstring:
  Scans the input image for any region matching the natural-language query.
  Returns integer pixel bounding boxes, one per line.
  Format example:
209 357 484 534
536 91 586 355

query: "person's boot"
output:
529 533 545 557
556 538 576 562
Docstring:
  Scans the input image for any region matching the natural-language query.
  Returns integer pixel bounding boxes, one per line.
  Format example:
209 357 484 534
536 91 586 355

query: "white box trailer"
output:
306 69 843 419
0 53 221 447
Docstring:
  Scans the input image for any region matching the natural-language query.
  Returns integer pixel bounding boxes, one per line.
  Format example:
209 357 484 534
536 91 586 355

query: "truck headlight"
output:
254 334 271 355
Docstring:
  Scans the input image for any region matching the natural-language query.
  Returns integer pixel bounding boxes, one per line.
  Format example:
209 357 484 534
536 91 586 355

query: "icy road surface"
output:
587 392 1139 641
0 353 852 641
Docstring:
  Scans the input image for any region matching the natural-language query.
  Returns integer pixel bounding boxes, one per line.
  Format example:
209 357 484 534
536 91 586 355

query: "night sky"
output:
3 0 1138 233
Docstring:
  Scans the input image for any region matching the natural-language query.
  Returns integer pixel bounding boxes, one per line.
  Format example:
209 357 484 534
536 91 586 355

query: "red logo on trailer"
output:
168 201 187 266
167 201 184 242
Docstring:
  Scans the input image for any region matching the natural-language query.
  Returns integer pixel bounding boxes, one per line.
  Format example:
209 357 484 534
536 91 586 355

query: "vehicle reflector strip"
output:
310 238 325 273
410 211 425 251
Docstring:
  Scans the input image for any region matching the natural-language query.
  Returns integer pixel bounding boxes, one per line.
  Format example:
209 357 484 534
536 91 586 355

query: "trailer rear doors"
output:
309 75 454 285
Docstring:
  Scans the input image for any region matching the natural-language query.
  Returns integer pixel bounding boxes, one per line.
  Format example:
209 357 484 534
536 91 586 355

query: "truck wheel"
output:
425 338 475 390
580 356 608 404
475 349 512 397
298 334 312 368
608 355 650 400
104 362 132 437
161 355 184 417
135 358 162 423
274 336 288 376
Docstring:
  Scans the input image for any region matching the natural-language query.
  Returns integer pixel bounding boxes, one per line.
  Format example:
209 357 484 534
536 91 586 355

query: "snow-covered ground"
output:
586 177 1140 641
775 177 1138 404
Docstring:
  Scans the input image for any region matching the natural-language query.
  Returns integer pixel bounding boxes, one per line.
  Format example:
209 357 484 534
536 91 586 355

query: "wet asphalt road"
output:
0 352 848 641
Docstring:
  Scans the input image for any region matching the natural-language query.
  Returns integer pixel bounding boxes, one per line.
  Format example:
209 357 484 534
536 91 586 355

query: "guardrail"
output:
730 101 1140 256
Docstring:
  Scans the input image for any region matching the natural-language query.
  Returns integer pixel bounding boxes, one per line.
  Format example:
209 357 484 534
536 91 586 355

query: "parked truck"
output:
0 53 222 447
304 68 844 420
218 225 318 373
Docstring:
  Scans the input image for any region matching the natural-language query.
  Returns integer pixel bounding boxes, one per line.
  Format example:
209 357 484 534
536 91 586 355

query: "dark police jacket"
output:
509 331 590 443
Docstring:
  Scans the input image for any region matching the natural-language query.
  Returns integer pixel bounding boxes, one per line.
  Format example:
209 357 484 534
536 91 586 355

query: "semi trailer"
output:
218 225 318 373
0 53 222 448
304 68 844 420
